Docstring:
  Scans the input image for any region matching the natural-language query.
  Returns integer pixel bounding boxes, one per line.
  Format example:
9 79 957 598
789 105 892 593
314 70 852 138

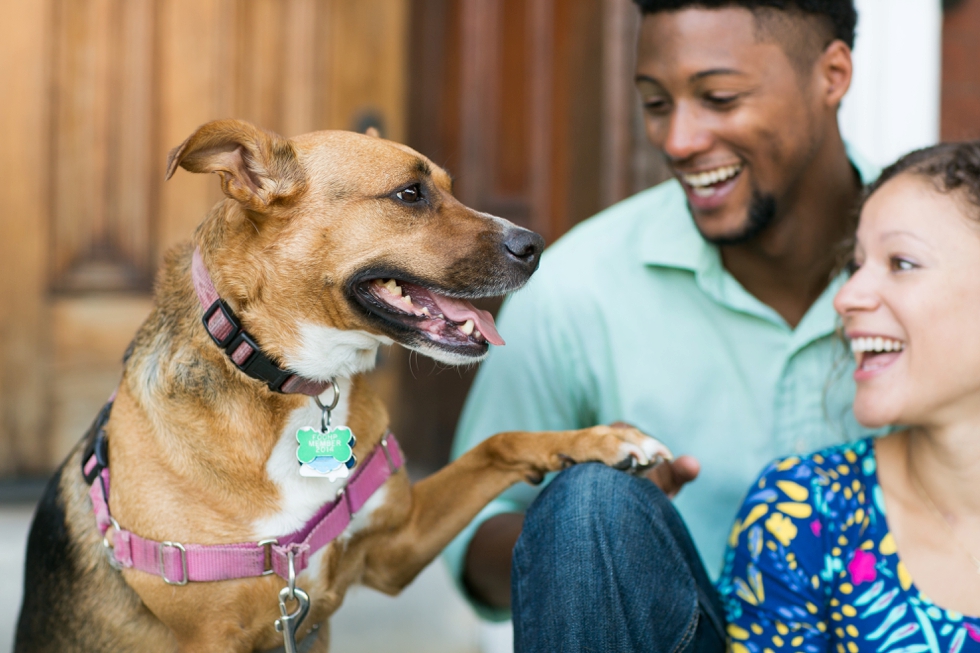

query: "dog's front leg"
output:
359 425 669 595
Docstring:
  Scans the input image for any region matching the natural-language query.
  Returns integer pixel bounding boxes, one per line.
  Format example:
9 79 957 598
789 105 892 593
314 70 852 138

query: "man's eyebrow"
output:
634 69 745 86
689 68 745 82
635 74 663 86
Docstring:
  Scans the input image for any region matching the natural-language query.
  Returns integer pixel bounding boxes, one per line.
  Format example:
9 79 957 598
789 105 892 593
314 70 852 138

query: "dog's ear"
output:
165 119 306 211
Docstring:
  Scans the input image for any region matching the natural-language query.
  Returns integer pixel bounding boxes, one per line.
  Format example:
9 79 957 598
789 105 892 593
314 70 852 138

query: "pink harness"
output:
86 432 403 585
86 247 404 585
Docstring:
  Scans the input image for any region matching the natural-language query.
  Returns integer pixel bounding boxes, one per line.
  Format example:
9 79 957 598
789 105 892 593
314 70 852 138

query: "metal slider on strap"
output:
380 436 396 472
160 541 189 585
258 539 277 576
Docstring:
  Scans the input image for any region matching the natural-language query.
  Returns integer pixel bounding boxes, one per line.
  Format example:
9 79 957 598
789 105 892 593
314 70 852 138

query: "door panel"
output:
0 0 410 474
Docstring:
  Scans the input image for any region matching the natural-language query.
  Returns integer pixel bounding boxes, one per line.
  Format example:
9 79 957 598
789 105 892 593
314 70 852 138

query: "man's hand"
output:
609 421 699 498
643 455 700 498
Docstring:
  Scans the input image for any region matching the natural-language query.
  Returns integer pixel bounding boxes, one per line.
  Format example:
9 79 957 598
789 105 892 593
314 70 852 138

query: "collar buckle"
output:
202 299 241 349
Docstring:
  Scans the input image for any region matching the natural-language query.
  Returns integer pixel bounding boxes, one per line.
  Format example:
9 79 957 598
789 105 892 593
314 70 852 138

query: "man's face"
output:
635 8 827 244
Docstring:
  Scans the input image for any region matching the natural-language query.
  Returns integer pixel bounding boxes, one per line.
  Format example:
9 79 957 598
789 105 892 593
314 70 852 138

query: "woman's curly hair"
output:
863 141 980 217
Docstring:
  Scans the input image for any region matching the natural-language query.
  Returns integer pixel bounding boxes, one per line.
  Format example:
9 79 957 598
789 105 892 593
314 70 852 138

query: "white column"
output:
839 0 943 169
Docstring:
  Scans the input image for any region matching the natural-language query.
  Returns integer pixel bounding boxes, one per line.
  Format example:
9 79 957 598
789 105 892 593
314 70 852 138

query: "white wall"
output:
839 0 942 168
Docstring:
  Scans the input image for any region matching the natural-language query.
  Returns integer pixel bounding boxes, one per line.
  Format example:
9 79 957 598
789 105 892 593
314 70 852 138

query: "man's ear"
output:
817 40 853 110
165 119 306 211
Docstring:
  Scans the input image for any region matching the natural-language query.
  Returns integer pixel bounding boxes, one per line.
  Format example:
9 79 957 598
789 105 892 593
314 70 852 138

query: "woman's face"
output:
834 173 980 429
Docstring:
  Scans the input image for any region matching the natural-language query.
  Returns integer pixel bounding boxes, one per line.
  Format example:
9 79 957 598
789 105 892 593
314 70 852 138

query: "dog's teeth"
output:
421 307 431 317
460 319 475 335
474 330 482 340
403 295 412 305
384 279 402 296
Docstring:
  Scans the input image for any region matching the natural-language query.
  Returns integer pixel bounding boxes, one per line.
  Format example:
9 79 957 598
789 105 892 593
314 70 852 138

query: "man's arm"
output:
463 513 524 608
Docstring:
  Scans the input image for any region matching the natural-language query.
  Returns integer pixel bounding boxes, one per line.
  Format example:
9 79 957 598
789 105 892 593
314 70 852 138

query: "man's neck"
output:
720 134 861 328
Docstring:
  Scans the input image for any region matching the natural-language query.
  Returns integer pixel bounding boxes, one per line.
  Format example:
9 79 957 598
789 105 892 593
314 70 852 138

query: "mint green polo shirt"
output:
444 153 880 621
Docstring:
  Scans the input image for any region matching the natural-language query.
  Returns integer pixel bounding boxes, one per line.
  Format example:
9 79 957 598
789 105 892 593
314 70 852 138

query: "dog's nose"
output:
503 227 545 271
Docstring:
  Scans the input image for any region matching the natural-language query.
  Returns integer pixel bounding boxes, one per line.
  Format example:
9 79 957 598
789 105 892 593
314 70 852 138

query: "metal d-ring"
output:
102 516 123 570
313 379 340 432
286 549 297 600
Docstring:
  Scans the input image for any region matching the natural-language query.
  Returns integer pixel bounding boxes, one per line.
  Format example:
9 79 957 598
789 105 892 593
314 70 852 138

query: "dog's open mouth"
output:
353 277 504 356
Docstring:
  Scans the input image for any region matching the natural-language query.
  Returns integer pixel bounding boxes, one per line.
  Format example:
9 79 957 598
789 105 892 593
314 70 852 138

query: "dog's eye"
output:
396 184 422 203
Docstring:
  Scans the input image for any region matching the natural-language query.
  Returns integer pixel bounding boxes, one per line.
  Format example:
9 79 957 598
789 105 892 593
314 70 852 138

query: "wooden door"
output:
395 0 669 472
0 0 410 475
0 0 668 477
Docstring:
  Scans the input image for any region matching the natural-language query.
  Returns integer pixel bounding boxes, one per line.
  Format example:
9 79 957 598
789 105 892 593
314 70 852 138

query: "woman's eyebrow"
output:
879 230 935 251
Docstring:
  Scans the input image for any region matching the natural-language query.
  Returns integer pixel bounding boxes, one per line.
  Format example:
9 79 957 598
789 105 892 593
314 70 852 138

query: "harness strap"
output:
191 248 330 396
85 431 404 585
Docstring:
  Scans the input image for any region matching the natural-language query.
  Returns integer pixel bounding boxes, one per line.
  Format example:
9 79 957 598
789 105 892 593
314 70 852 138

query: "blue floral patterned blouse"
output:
718 439 980 653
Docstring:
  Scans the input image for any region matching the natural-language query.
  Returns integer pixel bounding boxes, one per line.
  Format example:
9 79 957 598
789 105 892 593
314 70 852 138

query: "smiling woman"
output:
721 141 980 653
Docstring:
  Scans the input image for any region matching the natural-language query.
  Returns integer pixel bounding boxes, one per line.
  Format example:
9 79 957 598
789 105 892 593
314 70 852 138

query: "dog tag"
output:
296 426 357 480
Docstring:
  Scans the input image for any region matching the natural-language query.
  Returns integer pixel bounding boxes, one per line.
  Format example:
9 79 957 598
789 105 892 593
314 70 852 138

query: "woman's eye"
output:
890 257 916 272
396 184 422 203
845 259 860 275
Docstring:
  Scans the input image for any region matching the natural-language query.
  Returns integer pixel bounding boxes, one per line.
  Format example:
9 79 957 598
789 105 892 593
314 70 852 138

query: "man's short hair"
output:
633 1 857 51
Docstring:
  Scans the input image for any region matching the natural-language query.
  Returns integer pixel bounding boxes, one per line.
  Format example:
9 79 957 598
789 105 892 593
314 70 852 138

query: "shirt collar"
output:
639 145 879 340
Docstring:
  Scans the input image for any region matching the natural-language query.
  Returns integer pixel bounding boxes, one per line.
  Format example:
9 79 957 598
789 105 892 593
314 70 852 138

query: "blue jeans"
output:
512 463 727 653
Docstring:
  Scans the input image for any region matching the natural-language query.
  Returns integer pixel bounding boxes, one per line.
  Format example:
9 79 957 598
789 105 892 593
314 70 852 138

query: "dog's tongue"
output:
430 294 505 346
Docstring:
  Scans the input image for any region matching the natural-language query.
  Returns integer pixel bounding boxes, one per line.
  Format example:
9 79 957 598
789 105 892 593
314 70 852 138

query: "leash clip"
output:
275 550 310 653
275 585 310 653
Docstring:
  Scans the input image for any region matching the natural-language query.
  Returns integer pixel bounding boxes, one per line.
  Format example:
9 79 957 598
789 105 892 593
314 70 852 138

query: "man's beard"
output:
695 190 777 246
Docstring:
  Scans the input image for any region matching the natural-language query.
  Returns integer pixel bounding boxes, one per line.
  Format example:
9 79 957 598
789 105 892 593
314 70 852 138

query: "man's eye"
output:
890 257 916 272
705 94 737 107
396 184 422 203
643 98 670 115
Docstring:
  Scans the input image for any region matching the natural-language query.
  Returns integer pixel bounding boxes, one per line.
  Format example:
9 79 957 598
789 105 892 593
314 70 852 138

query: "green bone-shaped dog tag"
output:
296 426 354 465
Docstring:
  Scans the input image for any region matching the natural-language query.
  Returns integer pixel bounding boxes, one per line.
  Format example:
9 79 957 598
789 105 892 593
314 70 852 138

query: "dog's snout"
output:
503 228 545 270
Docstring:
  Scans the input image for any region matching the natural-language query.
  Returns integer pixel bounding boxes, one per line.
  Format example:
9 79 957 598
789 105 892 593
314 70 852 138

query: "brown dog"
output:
14 120 669 653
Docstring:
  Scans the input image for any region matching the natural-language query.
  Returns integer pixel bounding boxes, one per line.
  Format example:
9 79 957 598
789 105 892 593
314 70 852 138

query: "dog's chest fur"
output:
254 378 374 534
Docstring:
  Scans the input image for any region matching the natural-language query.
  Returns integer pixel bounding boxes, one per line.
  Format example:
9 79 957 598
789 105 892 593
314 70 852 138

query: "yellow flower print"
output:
776 502 812 518
879 533 897 556
897 561 913 590
776 480 809 502
765 512 798 546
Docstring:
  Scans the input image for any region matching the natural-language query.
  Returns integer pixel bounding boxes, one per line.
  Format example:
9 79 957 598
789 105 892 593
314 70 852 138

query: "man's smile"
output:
676 162 745 210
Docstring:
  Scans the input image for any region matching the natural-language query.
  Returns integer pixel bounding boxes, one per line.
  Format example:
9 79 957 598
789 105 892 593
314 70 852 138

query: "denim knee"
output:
524 462 669 537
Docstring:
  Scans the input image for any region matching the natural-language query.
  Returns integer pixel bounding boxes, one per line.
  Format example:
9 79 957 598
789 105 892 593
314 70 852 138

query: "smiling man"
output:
444 1 882 651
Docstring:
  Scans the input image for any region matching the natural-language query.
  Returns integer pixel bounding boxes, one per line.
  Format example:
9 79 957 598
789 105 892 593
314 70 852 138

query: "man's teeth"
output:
682 164 743 190
850 337 905 354
460 319 475 336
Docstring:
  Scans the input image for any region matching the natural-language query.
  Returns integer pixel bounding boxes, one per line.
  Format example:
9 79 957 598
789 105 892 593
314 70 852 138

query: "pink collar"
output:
192 247 330 396
85 416 404 585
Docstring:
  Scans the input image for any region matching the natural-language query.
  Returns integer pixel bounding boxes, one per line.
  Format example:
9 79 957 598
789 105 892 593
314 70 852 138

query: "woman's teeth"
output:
682 164 743 197
850 336 905 354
